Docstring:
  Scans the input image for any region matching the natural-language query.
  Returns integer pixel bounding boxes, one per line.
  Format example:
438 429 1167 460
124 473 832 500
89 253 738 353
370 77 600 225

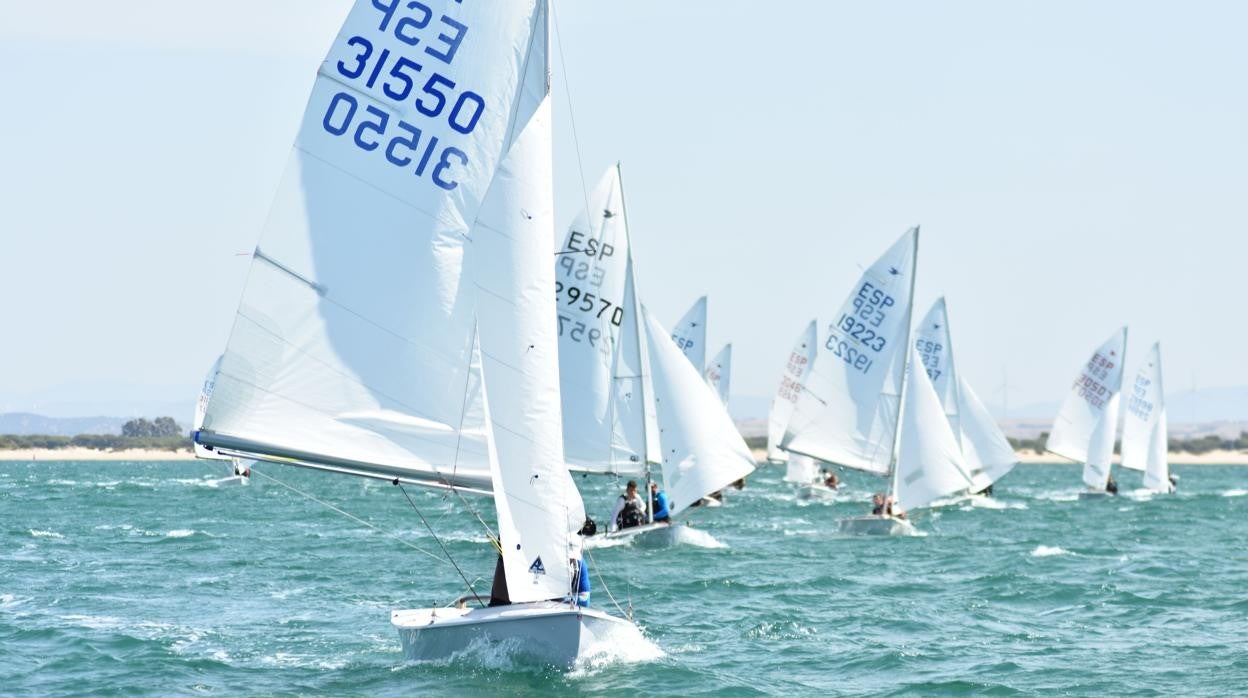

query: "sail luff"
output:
887 226 921 497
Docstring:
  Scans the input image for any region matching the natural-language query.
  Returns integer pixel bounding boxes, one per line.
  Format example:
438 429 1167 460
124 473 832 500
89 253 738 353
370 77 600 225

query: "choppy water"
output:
3 460 1246 696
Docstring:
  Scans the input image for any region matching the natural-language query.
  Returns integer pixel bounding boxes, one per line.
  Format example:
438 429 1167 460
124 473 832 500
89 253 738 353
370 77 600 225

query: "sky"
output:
1 1 1245 420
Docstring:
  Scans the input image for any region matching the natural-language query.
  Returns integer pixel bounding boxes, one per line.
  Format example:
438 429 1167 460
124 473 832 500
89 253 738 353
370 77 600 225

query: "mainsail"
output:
643 307 756 518
1121 342 1169 492
766 320 818 463
704 343 733 407
1046 327 1128 490
670 296 708 371
913 298 1018 491
194 3 558 493
782 228 919 476
893 346 976 510
193 357 229 462
555 165 654 476
784 453 819 485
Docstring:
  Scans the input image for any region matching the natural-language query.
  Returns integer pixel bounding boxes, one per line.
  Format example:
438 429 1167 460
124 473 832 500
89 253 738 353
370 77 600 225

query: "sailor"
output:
1167 474 1178 492
570 558 591 607
1105 474 1119 495
233 461 251 478
871 493 886 515
649 482 671 524
885 495 906 519
609 480 647 531
823 471 839 489
732 478 746 490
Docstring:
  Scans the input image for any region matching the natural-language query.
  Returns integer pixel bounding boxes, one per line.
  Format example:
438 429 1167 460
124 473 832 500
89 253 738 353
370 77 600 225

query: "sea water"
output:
2 461 1245 695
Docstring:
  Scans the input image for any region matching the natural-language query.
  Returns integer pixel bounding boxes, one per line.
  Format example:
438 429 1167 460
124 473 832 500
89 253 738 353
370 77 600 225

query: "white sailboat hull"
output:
601 522 684 547
837 515 918 536
392 601 638 668
209 475 249 488
797 484 838 501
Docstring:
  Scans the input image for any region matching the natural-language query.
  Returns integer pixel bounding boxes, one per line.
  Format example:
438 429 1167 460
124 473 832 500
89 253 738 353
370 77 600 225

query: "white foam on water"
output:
1222 489 1248 498
969 497 1027 510
1031 545 1071 557
29 529 64 539
583 535 633 550
259 651 348 670
165 529 196 538
668 526 727 549
569 623 664 677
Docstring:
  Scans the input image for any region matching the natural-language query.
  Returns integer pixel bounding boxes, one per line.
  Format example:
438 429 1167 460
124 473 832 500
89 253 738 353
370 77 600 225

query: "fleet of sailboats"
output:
178 0 1189 669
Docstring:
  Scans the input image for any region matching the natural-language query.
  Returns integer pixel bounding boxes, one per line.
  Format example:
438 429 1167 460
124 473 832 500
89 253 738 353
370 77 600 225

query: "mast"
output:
887 226 920 500
616 160 660 522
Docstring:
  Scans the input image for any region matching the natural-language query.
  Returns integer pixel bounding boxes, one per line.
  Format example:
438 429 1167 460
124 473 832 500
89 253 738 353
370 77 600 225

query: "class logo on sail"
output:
528 557 546 575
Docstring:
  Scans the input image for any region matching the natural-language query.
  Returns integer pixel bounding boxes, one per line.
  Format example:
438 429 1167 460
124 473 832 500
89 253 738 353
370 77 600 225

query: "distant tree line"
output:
1008 432 1248 456
0 416 191 451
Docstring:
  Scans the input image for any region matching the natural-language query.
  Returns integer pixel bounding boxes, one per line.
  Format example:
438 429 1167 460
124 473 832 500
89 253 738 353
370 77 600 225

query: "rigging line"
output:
395 480 486 607
583 545 630 620
250 469 448 566
551 0 594 225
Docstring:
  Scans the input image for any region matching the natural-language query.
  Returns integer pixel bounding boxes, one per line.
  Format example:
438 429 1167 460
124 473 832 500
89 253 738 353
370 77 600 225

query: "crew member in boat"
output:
1105 474 1119 495
649 482 671 524
609 480 648 531
884 495 906 519
822 470 839 489
570 557 591 607
233 461 250 478
871 493 886 515
1167 474 1178 492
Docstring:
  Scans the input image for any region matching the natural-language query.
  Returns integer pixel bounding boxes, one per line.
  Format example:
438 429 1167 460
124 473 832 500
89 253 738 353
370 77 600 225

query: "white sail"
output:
913 298 1017 490
704 343 732 407
766 320 818 463
784 453 819 485
643 307 755 518
893 346 977 511
782 228 919 476
1046 327 1128 490
1121 342 1170 492
192 357 230 462
194 3 550 493
670 296 708 371
471 69 583 602
555 165 651 475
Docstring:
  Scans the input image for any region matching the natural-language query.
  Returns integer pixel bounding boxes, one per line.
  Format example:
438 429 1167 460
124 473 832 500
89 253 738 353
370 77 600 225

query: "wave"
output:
1031 545 1071 557
165 529 196 538
29 529 64 539
1222 489 1248 498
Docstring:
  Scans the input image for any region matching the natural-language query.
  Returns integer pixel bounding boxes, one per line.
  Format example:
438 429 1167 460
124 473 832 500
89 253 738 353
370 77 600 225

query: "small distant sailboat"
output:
1046 327 1128 498
703 343 732 407
913 298 1019 497
194 0 644 666
192 357 251 487
1121 342 1173 493
766 320 817 464
669 296 707 371
783 228 973 534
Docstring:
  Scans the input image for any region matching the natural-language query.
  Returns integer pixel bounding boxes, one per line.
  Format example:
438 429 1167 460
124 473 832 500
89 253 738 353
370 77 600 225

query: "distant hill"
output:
0 413 129 436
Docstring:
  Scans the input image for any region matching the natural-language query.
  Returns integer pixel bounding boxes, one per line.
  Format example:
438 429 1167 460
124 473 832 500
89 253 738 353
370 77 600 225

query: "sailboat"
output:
192 357 251 487
704 343 732 407
1121 342 1172 493
670 296 707 370
1046 328 1128 498
767 321 835 499
783 228 976 534
913 298 1019 497
193 0 644 666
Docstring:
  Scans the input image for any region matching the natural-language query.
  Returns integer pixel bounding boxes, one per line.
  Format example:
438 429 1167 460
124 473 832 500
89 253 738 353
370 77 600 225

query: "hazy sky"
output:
1 1 1245 418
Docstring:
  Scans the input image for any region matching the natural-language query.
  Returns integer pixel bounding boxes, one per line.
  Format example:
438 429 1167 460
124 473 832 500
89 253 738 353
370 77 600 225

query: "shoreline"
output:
749 448 1248 466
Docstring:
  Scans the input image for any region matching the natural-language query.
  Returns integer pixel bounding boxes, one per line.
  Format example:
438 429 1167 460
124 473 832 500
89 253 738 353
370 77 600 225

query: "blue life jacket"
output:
651 491 670 520
575 558 590 607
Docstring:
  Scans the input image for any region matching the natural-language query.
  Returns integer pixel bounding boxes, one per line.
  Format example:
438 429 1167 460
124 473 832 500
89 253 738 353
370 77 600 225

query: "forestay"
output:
1121 342 1169 492
1046 327 1127 490
766 320 818 463
782 228 919 476
894 346 976 511
555 165 653 476
914 298 1017 491
643 307 756 518
704 344 733 407
670 296 708 371
195 3 548 493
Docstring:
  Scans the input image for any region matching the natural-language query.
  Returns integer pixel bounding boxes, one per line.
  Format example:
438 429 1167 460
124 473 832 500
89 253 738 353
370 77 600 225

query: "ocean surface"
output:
2 460 1246 696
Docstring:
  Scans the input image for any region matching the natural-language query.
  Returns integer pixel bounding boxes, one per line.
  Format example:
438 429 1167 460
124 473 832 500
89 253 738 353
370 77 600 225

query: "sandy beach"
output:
0 447 199 461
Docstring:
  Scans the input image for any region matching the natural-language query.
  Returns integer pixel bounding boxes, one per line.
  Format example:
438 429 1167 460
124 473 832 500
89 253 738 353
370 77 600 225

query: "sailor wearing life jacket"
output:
609 480 648 531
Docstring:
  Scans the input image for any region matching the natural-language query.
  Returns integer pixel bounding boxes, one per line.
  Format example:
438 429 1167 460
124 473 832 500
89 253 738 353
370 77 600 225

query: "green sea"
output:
2 460 1245 696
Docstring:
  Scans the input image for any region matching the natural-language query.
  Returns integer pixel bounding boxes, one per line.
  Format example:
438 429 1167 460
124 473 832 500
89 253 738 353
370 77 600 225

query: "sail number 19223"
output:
825 282 896 375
